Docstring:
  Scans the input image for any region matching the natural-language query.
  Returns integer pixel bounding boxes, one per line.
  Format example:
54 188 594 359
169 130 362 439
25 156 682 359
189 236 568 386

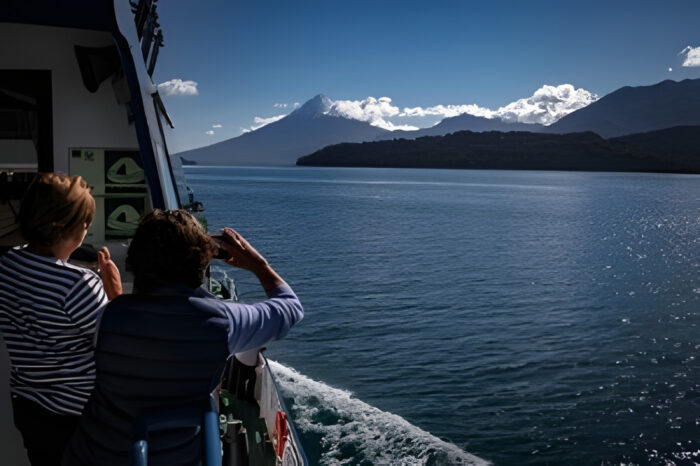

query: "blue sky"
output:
152 0 700 152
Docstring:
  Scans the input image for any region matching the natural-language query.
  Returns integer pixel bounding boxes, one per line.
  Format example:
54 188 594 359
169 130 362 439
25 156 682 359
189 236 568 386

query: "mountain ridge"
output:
176 94 387 166
376 113 543 140
545 78 700 137
177 78 700 166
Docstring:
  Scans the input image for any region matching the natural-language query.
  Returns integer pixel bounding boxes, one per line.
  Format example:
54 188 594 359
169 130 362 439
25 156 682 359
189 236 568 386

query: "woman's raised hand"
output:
97 247 122 300
217 228 269 272
216 228 285 291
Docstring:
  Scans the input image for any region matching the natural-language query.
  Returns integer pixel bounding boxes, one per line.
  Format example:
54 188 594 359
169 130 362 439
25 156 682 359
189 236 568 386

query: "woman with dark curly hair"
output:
0 173 122 465
63 209 303 465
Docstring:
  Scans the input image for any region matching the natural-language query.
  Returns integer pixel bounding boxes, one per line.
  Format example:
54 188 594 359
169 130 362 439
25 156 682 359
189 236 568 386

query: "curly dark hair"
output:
126 209 218 293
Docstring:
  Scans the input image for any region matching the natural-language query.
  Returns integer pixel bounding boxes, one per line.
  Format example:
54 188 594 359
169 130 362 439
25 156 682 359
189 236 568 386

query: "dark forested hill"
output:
297 126 700 174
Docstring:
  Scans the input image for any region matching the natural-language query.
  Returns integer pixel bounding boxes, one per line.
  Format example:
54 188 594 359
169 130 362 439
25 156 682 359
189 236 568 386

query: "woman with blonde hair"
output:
0 173 121 465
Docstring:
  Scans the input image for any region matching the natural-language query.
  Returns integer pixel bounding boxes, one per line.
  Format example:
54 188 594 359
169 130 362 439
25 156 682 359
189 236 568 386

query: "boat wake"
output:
269 361 489 466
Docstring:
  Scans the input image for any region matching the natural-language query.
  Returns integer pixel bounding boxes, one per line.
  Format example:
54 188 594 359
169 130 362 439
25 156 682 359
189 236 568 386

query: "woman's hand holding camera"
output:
213 228 285 291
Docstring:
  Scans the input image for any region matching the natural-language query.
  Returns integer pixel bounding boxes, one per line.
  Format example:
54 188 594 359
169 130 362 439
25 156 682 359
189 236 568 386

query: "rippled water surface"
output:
186 166 699 465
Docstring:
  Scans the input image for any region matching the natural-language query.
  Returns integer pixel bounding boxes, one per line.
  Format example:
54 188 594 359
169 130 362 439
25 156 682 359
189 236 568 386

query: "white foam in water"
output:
269 360 489 466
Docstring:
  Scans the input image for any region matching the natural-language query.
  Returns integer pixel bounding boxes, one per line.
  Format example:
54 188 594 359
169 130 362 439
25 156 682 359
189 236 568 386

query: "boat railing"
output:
131 407 221 466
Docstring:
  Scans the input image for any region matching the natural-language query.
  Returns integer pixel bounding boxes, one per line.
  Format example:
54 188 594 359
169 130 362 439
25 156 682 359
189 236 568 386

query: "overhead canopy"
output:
0 0 116 32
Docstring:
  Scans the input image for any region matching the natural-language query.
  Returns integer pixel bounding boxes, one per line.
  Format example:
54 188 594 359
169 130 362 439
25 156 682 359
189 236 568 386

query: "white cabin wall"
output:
0 23 138 172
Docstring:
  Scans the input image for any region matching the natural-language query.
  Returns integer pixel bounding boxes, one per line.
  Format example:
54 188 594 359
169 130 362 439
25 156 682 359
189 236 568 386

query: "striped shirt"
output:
0 247 107 416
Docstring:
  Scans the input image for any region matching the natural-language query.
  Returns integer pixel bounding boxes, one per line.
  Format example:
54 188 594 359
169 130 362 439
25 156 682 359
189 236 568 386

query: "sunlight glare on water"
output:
187 166 700 465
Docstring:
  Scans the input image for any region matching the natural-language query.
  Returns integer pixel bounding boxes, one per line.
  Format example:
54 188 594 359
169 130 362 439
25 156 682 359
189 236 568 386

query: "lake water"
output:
185 166 699 465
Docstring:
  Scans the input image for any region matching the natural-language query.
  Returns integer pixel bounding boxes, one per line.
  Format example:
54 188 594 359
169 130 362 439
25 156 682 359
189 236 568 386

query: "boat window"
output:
153 140 179 208
0 70 53 252
168 147 190 209
153 96 189 208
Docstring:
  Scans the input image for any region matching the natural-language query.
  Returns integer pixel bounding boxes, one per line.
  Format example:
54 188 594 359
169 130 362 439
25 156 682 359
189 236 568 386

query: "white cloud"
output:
205 130 214 135
400 103 494 119
212 124 222 128
376 121 420 131
274 103 288 108
668 67 673 72
239 84 596 135
494 84 597 125
242 114 288 133
680 46 700 67
293 102 301 107
157 79 199 96
397 84 597 126
325 96 419 130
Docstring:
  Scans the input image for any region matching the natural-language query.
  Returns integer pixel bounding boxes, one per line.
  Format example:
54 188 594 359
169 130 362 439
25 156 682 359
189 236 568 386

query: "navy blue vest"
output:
63 288 229 465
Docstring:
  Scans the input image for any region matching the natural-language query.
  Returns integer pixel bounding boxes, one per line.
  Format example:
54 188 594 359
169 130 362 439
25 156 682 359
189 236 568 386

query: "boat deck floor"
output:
220 389 276 466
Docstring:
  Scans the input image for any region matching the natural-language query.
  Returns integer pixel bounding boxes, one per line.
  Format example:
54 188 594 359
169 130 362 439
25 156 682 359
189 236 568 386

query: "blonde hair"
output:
19 173 96 246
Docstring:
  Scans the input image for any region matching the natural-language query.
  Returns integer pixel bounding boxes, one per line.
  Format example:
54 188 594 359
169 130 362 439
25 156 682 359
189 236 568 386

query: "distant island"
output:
297 126 700 174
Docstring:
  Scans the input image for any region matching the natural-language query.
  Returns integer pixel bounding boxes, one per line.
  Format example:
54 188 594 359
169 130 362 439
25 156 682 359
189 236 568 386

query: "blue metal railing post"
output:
131 440 148 466
202 411 221 465
130 409 221 466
